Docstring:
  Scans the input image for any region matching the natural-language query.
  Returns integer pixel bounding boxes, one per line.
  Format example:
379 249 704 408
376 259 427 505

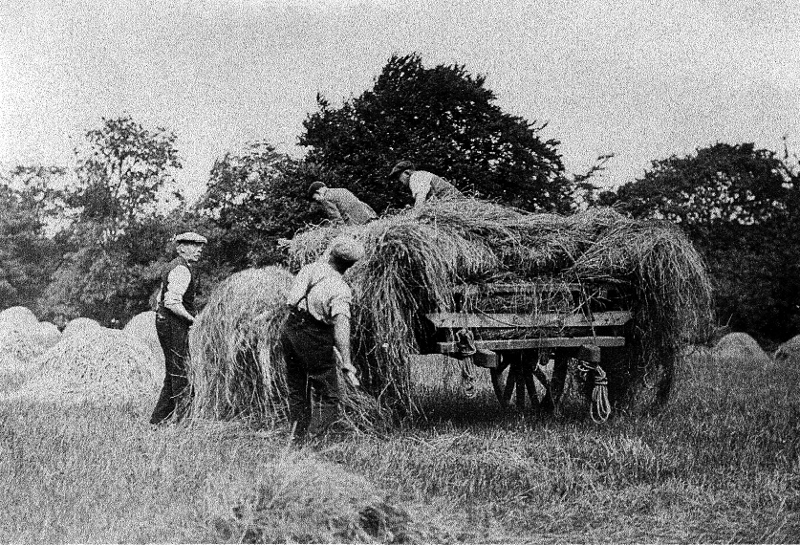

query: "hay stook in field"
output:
287 197 714 418
11 326 159 406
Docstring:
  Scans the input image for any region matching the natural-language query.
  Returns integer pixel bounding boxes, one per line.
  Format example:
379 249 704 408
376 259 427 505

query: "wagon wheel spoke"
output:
490 359 511 408
546 352 570 410
531 364 551 413
514 362 528 410
521 360 540 411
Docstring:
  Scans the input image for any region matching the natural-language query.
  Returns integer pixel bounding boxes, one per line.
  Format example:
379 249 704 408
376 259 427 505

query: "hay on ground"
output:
0 306 38 327
713 332 771 366
774 334 800 362
62 317 102 340
123 311 164 369
0 318 62 364
11 327 159 406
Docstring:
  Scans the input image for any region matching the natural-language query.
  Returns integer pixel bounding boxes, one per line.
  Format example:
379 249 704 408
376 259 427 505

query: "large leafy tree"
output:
199 142 324 268
607 142 800 344
300 53 573 213
0 165 65 312
41 116 186 326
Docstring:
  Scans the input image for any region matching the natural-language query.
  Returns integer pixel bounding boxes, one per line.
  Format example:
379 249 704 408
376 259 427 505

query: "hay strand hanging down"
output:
187 266 294 422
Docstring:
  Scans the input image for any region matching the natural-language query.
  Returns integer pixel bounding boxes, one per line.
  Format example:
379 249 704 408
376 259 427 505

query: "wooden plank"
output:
454 283 583 297
435 336 626 352
425 310 631 329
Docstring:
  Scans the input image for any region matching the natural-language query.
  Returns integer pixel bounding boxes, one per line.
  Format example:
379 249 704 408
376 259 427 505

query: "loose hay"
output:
188 267 294 421
188 266 389 430
287 198 714 417
11 327 158 406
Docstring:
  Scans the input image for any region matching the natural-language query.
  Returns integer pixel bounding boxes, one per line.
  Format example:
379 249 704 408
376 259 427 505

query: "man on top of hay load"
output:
281 235 364 442
150 231 207 425
389 160 463 213
307 181 378 225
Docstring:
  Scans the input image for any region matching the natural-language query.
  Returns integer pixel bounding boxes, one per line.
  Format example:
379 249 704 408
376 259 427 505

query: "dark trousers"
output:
150 311 191 424
280 310 342 440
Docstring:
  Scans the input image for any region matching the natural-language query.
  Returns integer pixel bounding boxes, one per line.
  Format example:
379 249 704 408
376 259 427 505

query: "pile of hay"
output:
62 317 102 340
713 332 771 367
188 266 387 429
0 352 28 395
11 327 159 406
188 267 294 420
0 305 38 326
0 307 62 363
774 334 800 363
286 198 713 415
123 311 164 370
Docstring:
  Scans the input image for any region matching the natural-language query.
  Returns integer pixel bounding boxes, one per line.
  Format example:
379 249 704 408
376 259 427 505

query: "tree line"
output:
2 53 798 347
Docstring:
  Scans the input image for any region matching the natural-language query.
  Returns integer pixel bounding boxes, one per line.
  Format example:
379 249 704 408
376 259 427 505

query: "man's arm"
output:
163 266 195 323
319 199 343 222
333 313 359 386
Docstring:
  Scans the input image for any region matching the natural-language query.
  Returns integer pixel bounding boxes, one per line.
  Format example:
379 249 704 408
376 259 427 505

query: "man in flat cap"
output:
150 231 208 425
388 160 463 214
307 181 377 225
280 235 364 443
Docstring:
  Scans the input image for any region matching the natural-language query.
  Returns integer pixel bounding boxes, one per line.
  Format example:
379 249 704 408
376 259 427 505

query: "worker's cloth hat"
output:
389 160 415 179
175 232 208 244
307 181 326 200
329 236 365 263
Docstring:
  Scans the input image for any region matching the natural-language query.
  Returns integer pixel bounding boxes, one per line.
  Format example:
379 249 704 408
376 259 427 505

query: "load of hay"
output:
11 327 159 406
713 332 771 367
285 198 713 415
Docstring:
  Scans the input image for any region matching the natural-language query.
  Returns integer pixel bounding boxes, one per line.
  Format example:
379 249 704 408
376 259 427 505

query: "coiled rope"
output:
578 361 611 423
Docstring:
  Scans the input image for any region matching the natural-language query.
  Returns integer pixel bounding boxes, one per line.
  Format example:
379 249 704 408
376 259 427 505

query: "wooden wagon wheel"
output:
490 350 547 411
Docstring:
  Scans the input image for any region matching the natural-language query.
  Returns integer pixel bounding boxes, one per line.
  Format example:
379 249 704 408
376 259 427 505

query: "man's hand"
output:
341 360 360 387
342 367 360 388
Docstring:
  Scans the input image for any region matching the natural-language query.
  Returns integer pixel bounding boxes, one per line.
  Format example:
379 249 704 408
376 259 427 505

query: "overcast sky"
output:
2 0 798 201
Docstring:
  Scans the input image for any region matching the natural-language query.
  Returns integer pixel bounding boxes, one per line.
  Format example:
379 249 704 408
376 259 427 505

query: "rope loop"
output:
577 361 611 423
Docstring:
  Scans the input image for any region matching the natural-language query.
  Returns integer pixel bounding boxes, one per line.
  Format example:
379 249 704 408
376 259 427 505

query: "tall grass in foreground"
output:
1 350 798 543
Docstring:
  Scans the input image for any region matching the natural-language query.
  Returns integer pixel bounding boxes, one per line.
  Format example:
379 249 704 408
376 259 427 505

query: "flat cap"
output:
307 181 326 200
175 232 208 244
389 160 415 179
329 236 365 263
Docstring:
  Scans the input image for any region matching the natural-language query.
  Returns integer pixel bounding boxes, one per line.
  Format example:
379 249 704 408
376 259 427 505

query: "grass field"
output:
1 350 799 543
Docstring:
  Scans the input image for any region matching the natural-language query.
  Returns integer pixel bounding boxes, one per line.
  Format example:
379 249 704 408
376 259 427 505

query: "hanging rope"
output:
578 361 611 423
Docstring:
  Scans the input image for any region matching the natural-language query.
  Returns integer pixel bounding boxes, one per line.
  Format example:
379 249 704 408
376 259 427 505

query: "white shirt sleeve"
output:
163 265 191 309
409 171 434 201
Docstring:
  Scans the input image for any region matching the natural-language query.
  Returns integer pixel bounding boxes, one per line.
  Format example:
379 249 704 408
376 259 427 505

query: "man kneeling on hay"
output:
151 231 208 425
281 236 364 442
389 160 463 214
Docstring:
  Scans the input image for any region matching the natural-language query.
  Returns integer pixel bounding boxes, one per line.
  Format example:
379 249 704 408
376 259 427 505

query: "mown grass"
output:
1 350 799 543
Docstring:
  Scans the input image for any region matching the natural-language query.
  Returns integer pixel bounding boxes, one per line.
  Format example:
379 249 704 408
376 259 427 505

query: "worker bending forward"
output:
150 231 207 425
307 181 377 225
389 160 463 213
281 236 364 442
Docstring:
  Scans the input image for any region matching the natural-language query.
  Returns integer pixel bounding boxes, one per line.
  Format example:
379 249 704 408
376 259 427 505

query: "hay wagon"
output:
420 279 638 418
